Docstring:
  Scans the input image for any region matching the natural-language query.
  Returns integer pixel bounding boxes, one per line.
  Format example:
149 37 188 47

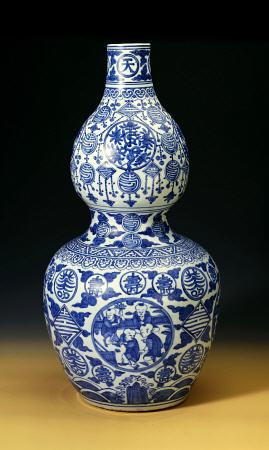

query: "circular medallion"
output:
105 120 156 170
92 365 115 383
96 222 111 237
62 348 88 376
82 132 97 154
179 345 204 374
153 273 176 295
116 53 139 78
154 365 176 383
79 163 95 185
118 171 141 193
122 213 141 232
181 267 208 300
54 268 78 302
120 271 146 295
92 298 174 372
85 274 107 297
122 233 142 249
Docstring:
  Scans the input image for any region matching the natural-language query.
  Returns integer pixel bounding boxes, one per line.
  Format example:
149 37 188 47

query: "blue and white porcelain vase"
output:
44 43 220 411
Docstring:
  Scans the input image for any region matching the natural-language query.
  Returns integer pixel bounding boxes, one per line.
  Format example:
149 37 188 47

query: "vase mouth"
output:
107 43 151 48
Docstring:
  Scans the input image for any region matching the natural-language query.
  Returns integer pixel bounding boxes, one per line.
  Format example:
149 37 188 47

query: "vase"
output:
43 43 220 412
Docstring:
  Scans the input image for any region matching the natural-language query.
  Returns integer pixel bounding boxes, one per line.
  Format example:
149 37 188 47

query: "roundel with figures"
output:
92 298 174 372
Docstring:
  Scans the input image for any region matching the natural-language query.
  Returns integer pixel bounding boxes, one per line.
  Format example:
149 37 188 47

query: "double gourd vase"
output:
44 43 220 411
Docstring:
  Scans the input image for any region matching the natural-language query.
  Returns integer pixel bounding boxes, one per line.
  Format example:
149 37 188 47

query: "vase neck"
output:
105 43 153 88
81 209 178 247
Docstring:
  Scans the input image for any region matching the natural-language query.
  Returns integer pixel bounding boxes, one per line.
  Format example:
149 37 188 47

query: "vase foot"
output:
79 393 189 412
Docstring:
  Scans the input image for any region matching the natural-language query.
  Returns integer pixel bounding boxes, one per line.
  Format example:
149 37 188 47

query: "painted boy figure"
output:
101 306 121 343
133 302 152 329
140 324 163 363
118 329 140 367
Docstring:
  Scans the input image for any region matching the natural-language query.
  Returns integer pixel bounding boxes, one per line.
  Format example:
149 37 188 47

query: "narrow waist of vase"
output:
89 203 174 214
86 207 173 243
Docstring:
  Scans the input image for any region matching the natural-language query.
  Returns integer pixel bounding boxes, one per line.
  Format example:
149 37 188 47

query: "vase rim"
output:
107 43 151 47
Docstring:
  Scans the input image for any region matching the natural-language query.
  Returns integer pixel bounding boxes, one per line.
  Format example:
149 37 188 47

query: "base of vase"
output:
79 393 189 412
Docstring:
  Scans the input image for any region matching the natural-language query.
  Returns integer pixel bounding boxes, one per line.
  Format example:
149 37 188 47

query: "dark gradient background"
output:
2 35 268 343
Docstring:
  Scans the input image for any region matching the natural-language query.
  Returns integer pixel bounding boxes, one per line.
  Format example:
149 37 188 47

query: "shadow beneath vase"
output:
182 342 269 407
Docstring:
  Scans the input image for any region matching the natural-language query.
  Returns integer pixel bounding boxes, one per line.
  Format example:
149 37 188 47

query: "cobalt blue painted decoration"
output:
54 269 78 302
62 347 89 376
92 298 173 372
179 345 204 374
120 272 146 295
44 43 220 411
